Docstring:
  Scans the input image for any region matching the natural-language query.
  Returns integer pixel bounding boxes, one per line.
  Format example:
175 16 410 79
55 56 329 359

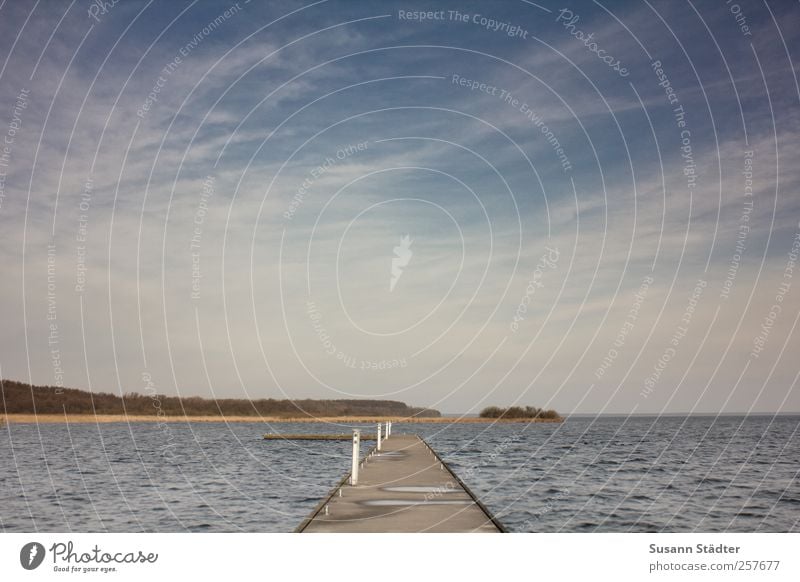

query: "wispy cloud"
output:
0 0 797 414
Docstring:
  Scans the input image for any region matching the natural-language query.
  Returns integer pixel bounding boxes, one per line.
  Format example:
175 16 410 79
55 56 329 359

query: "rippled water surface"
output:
1 416 798 532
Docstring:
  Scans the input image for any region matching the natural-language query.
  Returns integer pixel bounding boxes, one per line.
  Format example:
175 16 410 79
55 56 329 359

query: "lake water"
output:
1 416 798 532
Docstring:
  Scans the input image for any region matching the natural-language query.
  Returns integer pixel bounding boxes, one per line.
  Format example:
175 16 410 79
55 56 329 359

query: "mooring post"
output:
376 422 382 451
350 429 360 485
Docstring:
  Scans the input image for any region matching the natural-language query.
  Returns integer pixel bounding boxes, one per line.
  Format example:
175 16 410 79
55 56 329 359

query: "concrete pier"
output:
297 434 505 533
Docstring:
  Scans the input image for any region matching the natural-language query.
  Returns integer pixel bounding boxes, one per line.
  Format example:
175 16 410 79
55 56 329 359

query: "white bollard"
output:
350 429 360 485
389 421 392 436
377 423 382 451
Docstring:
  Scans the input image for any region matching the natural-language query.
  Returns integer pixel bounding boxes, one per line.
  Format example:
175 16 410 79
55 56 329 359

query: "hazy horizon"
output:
4 376 800 416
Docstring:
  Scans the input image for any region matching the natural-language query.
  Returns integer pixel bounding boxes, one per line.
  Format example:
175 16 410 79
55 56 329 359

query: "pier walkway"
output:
297 434 504 533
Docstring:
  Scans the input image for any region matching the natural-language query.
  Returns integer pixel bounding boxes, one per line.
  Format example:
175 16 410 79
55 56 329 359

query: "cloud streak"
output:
0 0 798 414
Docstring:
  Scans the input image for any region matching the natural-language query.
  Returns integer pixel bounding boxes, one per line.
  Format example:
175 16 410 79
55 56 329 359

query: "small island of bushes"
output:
479 405 561 421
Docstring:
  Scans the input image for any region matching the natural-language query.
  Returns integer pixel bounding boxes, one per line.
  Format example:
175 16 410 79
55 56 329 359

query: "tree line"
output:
0 379 441 418
479 405 561 420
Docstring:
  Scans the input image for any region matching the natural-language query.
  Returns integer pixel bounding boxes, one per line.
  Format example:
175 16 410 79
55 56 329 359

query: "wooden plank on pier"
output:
297 434 505 533
263 434 377 441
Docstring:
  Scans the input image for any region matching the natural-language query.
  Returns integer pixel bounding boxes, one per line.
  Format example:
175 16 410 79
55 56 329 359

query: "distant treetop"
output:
479 405 560 420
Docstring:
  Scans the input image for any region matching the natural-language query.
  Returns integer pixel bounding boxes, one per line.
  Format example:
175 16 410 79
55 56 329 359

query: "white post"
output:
388 421 392 436
376 423 382 451
350 429 360 485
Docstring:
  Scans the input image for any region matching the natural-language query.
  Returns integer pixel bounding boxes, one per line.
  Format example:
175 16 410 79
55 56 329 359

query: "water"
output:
422 416 800 532
1 416 797 532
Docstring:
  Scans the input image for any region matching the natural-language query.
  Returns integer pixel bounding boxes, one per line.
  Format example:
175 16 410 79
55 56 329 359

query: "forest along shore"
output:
1 380 562 424
1 414 563 424
0 379 439 419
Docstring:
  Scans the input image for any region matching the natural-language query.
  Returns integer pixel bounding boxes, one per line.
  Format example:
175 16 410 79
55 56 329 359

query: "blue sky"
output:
0 0 798 414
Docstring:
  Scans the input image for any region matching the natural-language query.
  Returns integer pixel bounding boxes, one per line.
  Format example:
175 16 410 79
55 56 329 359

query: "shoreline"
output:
1 413 563 425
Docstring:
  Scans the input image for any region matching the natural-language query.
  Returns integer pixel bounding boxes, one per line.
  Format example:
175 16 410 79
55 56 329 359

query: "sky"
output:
0 0 798 415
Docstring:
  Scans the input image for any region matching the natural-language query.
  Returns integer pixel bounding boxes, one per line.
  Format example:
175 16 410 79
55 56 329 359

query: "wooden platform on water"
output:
263 433 377 441
297 434 505 533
